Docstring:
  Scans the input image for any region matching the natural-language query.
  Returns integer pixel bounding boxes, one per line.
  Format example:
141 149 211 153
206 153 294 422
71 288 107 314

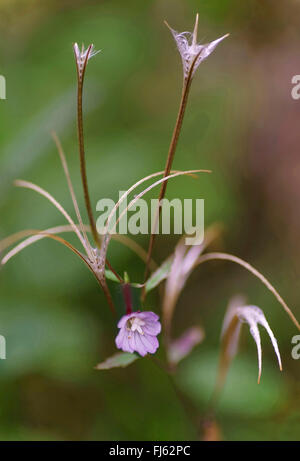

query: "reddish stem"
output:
122 284 133 314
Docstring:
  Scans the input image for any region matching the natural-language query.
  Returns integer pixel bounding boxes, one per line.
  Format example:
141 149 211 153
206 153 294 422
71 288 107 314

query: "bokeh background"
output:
0 0 300 441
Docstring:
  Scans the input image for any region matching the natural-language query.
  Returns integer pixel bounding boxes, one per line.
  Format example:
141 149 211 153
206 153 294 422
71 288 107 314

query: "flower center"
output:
126 317 145 336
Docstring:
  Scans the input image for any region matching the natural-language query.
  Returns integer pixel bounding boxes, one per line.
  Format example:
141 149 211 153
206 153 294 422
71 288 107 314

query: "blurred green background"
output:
0 0 300 441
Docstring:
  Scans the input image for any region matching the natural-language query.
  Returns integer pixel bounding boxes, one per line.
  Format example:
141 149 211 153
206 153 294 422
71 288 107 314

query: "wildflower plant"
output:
1 13 300 436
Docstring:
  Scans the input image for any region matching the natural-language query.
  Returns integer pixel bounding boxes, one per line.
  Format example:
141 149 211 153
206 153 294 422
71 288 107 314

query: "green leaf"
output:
95 352 139 370
105 269 121 283
145 256 173 293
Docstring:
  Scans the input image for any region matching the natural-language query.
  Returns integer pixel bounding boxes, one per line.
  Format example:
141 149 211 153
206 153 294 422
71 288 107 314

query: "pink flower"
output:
115 311 161 357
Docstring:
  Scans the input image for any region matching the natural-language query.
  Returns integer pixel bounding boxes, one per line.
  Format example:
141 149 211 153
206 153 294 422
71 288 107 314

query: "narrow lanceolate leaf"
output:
145 256 173 293
105 269 122 283
95 352 139 370
219 302 282 386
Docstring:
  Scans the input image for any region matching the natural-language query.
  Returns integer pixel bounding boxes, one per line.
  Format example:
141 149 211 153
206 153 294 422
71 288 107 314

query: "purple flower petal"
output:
117 313 133 328
140 334 159 354
115 311 161 357
128 331 137 351
115 328 125 349
143 322 161 336
121 329 134 353
139 311 159 322
134 333 148 357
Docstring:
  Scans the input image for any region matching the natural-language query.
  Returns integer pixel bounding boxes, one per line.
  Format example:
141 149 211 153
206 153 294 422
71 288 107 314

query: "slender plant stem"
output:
74 46 120 315
142 41 206 295
100 279 116 315
122 283 133 314
106 260 124 283
75 48 101 249
142 80 192 299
